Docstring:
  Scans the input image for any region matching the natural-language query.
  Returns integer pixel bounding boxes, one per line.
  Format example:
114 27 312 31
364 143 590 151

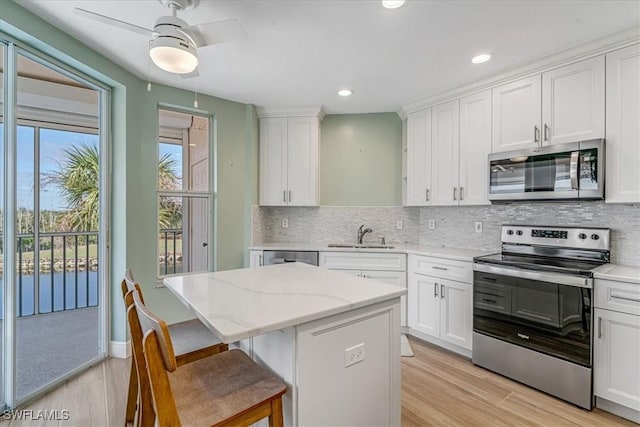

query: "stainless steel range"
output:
472 225 610 409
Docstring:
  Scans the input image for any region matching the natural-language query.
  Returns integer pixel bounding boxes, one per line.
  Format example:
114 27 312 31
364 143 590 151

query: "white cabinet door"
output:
363 270 407 327
431 100 460 206
492 75 542 153
408 274 439 339
594 308 640 411
259 118 288 205
405 109 432 206
542 56 605 145
459 90 491 205
606 44 640 203
440 279 472 350
249 250 263 267
287 116 319 206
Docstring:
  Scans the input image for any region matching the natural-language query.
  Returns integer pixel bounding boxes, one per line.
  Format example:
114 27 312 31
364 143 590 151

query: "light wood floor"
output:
2 337 636 426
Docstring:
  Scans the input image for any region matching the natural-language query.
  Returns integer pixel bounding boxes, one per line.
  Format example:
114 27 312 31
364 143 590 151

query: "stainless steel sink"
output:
327 243 395 249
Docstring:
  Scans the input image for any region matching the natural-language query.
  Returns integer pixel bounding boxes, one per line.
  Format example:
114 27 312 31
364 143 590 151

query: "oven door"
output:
473 264 592 367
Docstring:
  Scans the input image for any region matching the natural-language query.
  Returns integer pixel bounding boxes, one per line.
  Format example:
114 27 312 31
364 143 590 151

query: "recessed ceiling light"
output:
338 89 353 97
382 0 406 9
471 53 492 64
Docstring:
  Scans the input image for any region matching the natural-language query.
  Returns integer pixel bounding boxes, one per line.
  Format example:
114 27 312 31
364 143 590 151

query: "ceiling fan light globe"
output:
149 37 199 74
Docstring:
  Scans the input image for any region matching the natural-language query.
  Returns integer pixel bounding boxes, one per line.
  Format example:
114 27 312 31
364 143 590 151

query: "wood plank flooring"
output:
402 336 636 426
1 337 636 426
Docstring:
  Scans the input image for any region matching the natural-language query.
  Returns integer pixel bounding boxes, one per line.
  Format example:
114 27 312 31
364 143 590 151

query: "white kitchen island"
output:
163 262 404 427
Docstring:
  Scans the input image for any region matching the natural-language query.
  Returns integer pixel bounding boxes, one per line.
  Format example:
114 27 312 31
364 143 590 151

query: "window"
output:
157 108 212 276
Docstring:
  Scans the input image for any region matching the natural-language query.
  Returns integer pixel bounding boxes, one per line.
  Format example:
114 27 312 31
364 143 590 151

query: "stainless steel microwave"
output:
488 139 604 201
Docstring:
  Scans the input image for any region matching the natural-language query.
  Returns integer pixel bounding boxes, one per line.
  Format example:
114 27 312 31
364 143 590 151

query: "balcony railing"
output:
0 231 99 318
159 228 183 275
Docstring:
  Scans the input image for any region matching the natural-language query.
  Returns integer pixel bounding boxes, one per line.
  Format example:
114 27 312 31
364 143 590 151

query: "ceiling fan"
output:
74 0 246 75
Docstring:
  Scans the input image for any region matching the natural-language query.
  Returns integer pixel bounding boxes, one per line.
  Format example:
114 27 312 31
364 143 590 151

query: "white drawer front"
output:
595 279 640 316
319 252 406 271
409 254 472 283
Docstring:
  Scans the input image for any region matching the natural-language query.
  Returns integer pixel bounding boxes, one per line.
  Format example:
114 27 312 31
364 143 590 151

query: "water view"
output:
0 271 99 319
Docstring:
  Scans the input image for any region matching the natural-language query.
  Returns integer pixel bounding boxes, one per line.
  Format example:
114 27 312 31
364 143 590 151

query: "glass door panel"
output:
14 53 103 401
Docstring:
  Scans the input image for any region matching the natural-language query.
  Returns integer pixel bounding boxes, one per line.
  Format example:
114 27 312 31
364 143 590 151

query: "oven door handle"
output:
473 263 592 288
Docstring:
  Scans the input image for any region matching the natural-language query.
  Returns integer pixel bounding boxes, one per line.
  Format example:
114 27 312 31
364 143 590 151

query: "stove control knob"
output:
516 230 523 236
507 230 514 235
591 234 600 241
578 233 587 240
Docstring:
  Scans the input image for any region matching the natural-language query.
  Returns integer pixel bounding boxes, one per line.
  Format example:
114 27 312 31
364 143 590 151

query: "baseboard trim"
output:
596 397 640 423
407 328 472 358
109 340 131 358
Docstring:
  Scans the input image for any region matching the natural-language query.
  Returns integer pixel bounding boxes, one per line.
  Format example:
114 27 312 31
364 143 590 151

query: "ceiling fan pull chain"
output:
147 40 152 92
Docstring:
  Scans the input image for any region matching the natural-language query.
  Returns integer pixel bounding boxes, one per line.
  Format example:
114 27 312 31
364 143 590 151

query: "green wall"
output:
1 1 257 341
320 113 402 206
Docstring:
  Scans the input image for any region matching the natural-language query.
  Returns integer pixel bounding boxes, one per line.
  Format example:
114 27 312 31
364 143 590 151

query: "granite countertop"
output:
594 264 640 285
249 243 490 262
163 263 406 343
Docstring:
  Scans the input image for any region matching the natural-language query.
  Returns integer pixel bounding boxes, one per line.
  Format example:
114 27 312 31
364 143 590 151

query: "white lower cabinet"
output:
249 250 263 267
594 278 640 422
320 252 407 327
407 254 473 354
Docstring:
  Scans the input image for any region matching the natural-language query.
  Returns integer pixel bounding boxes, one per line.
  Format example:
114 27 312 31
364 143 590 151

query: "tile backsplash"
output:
253 202 640 266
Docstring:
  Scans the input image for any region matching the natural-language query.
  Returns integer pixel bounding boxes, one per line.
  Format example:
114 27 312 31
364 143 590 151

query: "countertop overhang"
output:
163 262 406 343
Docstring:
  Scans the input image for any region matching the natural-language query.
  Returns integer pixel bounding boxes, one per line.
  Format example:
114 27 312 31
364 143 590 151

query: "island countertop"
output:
163 262 406 343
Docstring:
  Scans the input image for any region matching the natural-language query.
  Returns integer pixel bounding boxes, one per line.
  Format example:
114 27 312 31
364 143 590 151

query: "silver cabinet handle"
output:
432 266 448 271
440 284 445 299
598 317 603 339
544 124 550 142
459 187 463 201
434 283 438 298
283 190 287 203
288 190 292 203
453 187 457 201
259 254 263 266
425 189 430 202
534 125 540 144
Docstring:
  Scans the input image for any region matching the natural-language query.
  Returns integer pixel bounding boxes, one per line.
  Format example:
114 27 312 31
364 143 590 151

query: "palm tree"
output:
47 145 182 232
46 144 99 232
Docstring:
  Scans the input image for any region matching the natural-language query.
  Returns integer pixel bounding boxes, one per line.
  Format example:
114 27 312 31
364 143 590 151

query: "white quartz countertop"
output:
249 243 489 262
594 264 640 284
163 263 406 343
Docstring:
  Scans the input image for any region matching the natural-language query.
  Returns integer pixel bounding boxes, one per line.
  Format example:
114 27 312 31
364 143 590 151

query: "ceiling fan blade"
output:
74 8 158 38
183 19 246 48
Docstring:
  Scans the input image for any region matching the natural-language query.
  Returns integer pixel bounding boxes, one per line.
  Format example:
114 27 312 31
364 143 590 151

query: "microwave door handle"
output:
570 151 580 190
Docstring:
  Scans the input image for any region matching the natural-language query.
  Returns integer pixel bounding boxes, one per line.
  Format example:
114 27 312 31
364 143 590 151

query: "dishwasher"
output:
262 250 319 266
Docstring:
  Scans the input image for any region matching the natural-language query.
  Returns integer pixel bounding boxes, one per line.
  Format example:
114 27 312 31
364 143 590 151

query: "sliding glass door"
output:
1 40 109 407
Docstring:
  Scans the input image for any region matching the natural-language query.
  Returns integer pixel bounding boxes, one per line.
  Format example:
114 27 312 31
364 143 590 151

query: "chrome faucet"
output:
357 224 373 244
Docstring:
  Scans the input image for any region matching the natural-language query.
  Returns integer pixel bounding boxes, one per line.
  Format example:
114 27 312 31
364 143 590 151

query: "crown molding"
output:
256 106 326 121
400 27 640 117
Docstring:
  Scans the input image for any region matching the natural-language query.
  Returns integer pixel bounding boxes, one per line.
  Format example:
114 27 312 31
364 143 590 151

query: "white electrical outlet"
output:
282 218 289 228
428 220 436 230
344 343 365 367
396 220 403 230
475 221 483 233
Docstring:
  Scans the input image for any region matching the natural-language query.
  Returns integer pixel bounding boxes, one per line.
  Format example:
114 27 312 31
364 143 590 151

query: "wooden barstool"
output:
121 269 228 426
127 289 287 427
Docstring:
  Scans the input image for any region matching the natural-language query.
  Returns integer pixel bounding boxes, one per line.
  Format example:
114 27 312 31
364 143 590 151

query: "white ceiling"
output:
14 0 640 114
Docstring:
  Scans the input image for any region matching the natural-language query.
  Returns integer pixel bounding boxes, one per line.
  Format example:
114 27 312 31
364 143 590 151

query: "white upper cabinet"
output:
405 109 432 206
459 90 492 205
542 56 605 145
492 75 542 152
431 100 460 206
606 44 640 204
259 115 319 206
492 56 605 153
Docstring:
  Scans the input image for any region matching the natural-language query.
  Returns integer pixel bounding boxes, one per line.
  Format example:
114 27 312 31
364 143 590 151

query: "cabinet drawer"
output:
319 252 406 271
409 254 472 283
595 279 640 316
